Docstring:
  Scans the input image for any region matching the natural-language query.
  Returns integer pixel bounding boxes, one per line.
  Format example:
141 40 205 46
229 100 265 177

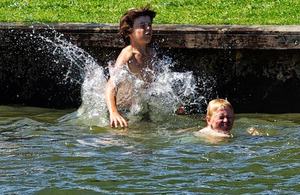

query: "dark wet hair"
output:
119 4 156 45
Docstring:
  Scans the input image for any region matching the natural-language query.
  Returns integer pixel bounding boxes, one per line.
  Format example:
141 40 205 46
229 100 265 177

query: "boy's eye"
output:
219 116 232 120
139 23 152 28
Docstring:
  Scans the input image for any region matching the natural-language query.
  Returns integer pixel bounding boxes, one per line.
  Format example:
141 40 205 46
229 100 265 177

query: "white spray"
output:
36 26 211 127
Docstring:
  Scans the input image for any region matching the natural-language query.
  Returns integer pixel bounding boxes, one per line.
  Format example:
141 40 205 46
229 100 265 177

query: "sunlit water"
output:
0 106 299 194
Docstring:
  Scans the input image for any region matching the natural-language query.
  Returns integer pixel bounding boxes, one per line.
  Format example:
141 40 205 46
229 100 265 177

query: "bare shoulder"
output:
194 127 210 137
115 46 134 67
194 127 231 138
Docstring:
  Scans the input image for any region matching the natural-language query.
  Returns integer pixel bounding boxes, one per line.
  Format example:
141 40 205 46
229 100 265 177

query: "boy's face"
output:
207 107 234 134
130 16 152 45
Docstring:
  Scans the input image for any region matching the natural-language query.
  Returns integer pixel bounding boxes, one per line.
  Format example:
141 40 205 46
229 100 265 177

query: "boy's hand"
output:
110 112 128 128
247 127 264 136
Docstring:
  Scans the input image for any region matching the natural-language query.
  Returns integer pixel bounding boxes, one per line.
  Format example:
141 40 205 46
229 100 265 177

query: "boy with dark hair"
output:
105 5 156 128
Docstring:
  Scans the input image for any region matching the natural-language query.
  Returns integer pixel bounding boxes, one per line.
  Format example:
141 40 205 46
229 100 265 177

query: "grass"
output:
0 0 299 25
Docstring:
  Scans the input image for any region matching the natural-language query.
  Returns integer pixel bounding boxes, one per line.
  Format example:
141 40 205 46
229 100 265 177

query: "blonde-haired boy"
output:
195 99 234 138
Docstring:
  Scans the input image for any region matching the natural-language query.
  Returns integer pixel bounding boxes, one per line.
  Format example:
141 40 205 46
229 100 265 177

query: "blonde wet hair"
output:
206 99 234 118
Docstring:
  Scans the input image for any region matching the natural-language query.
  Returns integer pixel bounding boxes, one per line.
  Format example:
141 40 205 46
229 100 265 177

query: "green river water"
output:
0 106 299 194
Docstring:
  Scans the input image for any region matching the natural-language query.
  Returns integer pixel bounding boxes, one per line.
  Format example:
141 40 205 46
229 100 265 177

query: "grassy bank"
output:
0 0 299 25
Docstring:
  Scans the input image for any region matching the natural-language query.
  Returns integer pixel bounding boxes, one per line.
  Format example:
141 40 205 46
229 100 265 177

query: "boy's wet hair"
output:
206 99 234 117
119 4 156 45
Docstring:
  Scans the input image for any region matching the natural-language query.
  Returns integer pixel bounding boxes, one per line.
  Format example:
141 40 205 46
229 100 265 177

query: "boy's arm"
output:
176 127 198 134
105 78 128 128
104 46 132 128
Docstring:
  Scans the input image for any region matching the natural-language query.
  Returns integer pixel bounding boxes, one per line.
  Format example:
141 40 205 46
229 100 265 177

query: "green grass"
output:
0 0 299 25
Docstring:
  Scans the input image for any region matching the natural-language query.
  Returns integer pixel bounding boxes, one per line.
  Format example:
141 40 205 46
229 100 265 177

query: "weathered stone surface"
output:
1 23 300 49
0 23 299 113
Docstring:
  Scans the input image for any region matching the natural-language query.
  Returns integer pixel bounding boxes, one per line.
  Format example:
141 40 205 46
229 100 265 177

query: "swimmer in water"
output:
195 99 235 138
105 5 156 128
193 98 265 140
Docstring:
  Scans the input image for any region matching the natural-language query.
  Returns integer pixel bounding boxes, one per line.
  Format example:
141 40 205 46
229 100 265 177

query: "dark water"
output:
0 106 299 194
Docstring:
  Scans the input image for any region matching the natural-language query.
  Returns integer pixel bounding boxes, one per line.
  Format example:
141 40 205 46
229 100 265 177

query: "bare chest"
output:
128 55 154 82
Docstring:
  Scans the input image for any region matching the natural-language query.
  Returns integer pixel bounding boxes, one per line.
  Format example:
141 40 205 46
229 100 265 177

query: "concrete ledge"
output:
1 22 300 49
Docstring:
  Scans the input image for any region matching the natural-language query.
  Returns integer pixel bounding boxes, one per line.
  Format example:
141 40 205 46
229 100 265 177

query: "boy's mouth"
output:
222 122 231 126
221 123 231 130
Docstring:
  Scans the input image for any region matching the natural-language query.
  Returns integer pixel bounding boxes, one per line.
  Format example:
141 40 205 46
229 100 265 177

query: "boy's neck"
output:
208 126 230 135
130 42 147 55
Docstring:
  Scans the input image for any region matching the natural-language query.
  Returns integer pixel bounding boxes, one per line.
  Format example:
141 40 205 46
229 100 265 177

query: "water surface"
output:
0 106 299 194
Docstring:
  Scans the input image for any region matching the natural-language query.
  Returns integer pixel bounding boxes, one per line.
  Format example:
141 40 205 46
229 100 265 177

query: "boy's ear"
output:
206 116 211 124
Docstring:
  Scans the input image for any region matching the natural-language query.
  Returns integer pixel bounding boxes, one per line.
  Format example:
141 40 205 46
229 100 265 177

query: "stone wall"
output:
0 23 299 113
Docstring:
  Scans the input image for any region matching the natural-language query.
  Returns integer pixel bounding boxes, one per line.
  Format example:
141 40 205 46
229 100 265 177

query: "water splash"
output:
33 24 110 126
34 23 98 85
30 24 213 127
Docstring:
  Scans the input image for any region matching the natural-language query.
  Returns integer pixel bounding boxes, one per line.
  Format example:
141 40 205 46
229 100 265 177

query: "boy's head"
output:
119 4 156 45
206 99 234 118
206 99 234 133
